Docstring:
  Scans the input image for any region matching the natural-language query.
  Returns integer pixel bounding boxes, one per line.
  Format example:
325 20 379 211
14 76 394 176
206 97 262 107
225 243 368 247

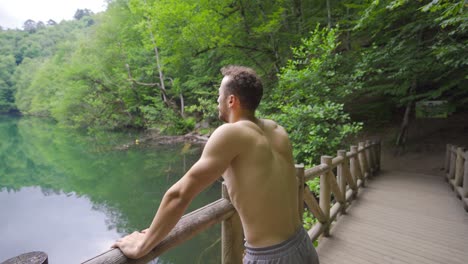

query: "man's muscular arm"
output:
112 124 243 258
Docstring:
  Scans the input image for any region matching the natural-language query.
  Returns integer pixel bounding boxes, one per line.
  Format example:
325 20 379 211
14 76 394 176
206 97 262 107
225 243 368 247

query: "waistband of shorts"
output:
244 227 307 258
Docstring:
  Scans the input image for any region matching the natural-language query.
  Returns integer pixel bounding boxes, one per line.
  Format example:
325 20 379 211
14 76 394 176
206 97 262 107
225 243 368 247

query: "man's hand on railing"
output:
111 230 149 259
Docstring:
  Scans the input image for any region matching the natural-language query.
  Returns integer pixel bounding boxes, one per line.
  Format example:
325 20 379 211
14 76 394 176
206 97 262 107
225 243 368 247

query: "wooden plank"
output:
2 252 48 264
317 170 468 264
222 183 243 264
303 189 327 223
463 151 468 198
454 147 465 187
448 145 457 180
337 151 347 189
296 164 305 220
345 189 354 202
327 171 345 204
358 142 369 180
320 156 332 236
329 202 342 223
343 164 357 191
331 156 344 168
305 164 329 181
308 222 325 242
445 144 452 173
356 179 363 188
365 140 374 176
350 145 364 187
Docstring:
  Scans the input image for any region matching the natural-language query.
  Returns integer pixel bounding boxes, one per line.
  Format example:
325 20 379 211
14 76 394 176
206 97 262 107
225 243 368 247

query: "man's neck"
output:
228 110 256 123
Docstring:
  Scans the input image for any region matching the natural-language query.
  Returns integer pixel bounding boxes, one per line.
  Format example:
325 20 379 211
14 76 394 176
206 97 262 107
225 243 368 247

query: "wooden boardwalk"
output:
316 169 468 264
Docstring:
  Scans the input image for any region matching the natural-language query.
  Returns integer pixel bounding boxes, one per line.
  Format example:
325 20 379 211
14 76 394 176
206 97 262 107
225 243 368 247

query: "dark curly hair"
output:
221 65 263 111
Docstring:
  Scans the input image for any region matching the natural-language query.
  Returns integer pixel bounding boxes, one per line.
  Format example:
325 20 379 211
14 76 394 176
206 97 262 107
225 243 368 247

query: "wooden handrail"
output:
83 139 382 264
82 198 235 264
305 140 381 241
221 183 243 264
445 144 468 212
305 164 329 180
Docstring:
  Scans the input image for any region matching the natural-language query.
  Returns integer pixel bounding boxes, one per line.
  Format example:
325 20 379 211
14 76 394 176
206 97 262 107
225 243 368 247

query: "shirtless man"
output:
112 66 319 263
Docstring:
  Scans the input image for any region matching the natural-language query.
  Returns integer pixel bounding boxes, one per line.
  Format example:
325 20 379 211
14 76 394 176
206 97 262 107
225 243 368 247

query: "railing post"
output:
371 140 380 173
222 183 244 264
337 150 348 213
448 145 457 183
463 150 468 212
358 142 369 183
2 252 48 264
369 140 377 174
454 147 465 192
296 164 305 220
350 145 364 187
365 140 374 176
377 139 382 171
445 144 452 173
320 156 332 237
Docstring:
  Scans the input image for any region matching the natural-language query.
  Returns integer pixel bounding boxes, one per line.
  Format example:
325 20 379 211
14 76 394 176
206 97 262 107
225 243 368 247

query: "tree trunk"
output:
395 79 417 153
293 0 303 32
146 20 169 105
345 7 351 51
396 101 411 148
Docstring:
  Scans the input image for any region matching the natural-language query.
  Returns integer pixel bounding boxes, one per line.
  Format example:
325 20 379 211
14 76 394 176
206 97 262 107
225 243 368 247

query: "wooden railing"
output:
445 144 468 212
82 139 381 264
297 140 381 241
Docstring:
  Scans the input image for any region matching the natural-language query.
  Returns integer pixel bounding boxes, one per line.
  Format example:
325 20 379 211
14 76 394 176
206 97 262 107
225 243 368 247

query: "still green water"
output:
0 115 221 263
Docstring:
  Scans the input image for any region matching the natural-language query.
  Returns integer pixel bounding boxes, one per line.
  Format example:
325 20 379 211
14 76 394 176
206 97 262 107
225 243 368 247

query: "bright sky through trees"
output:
0 0 107 29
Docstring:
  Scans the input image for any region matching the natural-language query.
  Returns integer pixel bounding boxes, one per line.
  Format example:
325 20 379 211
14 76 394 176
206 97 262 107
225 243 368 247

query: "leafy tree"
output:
350 0 467 145
74 9 94 20
23 19 37 33
0 54 16 112
47 19 57 26
267 25 361 165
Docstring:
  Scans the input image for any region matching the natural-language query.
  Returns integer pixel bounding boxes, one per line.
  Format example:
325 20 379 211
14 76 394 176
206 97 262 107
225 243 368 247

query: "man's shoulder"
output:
213 123 245 135
261 119 279 128
207 123 247 143
261 119 287 135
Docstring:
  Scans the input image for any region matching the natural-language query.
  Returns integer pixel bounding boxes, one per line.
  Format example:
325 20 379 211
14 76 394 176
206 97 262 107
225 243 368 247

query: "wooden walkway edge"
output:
316 169 468 264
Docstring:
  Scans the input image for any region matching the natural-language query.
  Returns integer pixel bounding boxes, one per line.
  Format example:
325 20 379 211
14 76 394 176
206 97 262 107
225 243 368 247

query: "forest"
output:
0 0 466 165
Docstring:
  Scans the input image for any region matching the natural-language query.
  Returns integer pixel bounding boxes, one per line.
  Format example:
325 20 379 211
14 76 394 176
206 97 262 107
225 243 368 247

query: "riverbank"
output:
114 131 209 151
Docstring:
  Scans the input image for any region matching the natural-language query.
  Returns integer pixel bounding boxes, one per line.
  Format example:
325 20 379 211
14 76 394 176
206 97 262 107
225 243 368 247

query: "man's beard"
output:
218 109 227 123
218 108 228 123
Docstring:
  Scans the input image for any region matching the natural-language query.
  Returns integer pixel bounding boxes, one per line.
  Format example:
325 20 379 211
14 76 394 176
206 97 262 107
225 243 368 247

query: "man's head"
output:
217 66 263 122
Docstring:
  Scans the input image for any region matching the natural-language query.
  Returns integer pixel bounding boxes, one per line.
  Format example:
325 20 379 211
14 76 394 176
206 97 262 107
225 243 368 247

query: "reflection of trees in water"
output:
40 187 62 196
0 115 220 263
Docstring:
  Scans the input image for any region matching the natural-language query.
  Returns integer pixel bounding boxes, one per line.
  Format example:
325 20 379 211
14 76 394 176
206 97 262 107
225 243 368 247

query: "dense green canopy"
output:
0 0 466 164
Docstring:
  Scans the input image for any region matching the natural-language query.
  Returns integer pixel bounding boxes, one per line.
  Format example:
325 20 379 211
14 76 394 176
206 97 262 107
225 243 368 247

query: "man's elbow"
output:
164 186 194 208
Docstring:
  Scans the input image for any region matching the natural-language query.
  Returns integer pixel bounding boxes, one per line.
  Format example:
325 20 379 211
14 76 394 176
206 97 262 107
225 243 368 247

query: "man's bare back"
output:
222 119 301 247
112 66 318 263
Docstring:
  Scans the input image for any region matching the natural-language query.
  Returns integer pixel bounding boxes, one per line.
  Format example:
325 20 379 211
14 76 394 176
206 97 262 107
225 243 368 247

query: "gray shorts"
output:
243 227 319 264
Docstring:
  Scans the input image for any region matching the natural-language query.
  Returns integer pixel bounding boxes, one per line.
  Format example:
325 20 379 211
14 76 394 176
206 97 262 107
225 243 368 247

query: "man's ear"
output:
228 95 236 107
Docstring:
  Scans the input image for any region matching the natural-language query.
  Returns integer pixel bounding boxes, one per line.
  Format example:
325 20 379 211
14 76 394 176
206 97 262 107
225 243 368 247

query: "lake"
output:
0 115 221 263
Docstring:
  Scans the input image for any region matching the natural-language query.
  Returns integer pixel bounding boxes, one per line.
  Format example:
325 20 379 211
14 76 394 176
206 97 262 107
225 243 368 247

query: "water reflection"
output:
0 116 220 263
0 187 120 263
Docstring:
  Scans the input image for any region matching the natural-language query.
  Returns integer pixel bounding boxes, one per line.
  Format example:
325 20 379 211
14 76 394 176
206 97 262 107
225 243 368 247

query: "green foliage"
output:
302 210 318 230
1 0 465 137
302 177 320 230
140 97 194 134
0 54 16 112
352 0 467 109
268 26 362 165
